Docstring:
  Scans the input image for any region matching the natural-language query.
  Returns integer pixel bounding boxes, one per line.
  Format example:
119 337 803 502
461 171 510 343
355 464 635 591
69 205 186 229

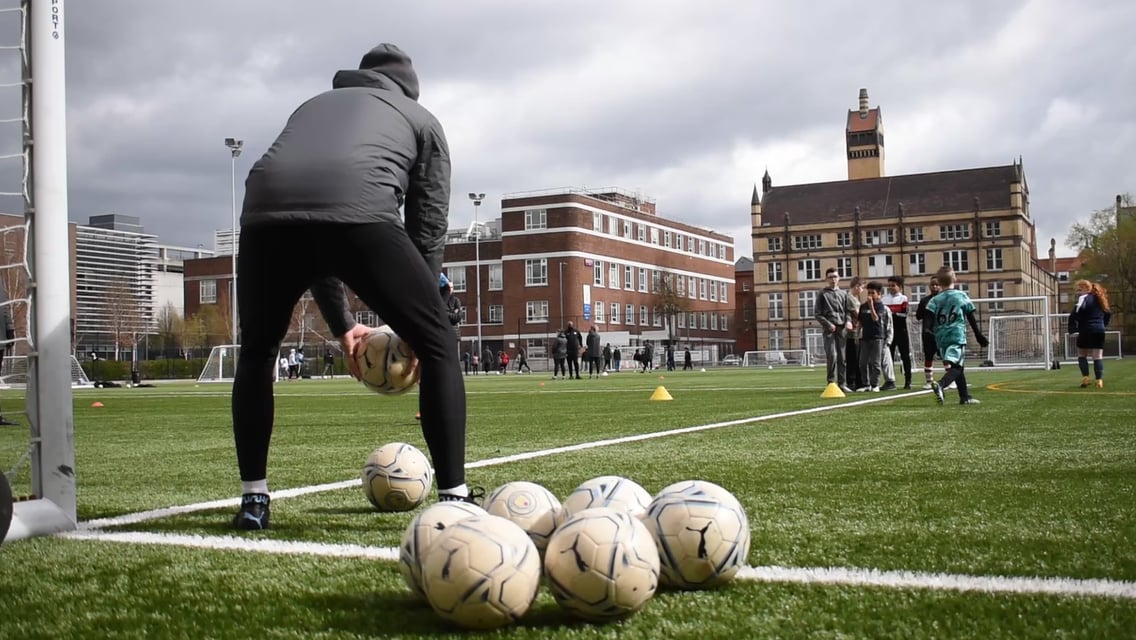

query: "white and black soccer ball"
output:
558 475 653 525
421 515 542 630
361 442 433 512
355 325 418 395
399 501 488 599
544 507 660 622
484 481 562 552
645 480 751 589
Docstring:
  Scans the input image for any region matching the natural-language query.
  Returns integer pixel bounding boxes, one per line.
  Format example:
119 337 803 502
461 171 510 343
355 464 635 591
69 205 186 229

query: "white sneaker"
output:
945 382 957 390
922 382 933 390
855 387 871 393
870 386 881 392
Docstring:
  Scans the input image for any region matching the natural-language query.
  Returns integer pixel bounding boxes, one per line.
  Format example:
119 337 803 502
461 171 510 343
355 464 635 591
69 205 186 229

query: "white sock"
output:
242 480 269 496
437 484 468 498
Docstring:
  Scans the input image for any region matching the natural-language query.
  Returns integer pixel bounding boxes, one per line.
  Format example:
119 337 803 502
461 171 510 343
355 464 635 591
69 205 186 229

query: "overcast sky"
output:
3 0 1134 259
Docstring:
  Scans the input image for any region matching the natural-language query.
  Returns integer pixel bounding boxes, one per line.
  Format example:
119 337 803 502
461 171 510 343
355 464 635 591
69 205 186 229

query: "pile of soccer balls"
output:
361 442 751 630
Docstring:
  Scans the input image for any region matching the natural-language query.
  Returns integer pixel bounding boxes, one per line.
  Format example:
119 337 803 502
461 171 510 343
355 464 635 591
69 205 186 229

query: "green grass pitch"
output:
1 362 1134 638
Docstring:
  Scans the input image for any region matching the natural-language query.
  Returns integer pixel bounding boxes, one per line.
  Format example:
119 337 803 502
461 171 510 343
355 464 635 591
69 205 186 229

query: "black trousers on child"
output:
232 221 466 490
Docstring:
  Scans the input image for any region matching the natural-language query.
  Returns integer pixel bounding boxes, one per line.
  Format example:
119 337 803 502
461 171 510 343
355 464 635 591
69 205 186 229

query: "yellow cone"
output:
820 382 845 399
650 386 673 401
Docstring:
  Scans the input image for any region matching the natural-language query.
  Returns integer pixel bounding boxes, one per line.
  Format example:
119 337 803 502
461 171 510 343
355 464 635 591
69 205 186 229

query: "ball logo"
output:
507 491 537 516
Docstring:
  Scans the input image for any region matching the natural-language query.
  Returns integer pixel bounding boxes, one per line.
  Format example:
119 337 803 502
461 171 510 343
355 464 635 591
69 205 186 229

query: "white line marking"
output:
80 391 923 530
61 529 1136 601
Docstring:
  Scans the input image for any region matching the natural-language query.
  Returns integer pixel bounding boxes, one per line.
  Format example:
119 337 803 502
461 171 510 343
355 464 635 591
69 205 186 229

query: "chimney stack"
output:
859 88 869 118
1049 238 1056 273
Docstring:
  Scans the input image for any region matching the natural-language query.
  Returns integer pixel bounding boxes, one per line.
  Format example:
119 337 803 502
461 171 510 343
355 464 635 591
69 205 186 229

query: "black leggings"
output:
232 222 466 490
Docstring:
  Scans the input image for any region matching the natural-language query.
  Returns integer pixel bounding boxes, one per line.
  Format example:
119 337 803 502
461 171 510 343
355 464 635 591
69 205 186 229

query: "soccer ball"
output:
421 515 542 630
362 442 433 512
544 507 661 622
399 501 488 599
645 480 751 589
355 325 418 394
484 481 562 552
558 475 653 525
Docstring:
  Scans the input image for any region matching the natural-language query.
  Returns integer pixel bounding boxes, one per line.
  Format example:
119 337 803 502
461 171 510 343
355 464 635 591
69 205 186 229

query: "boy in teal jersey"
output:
923 268 989 405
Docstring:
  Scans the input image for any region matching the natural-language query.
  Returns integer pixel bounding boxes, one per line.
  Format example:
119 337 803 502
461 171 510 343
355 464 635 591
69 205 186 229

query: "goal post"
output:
5 0 78 543
198 344 241 383
741 349 810 367
908 295 1053 369
1 355 93 387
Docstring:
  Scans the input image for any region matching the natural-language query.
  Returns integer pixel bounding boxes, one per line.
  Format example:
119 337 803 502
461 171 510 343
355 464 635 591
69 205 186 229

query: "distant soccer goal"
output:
909 295 1052 369
1 355 93 388
741 349 810 367
198 344 241 382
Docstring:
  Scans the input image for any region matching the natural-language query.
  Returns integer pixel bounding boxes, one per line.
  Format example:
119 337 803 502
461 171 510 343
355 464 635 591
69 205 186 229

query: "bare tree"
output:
105 277 146 362
154 302 183 357
651 272 692 345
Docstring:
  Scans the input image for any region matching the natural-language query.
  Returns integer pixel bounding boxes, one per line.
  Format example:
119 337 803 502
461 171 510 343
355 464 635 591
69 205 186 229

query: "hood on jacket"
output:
331 43 420 100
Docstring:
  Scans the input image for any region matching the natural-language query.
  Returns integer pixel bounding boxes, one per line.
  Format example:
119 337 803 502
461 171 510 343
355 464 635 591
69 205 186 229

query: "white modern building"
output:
74 215 160 358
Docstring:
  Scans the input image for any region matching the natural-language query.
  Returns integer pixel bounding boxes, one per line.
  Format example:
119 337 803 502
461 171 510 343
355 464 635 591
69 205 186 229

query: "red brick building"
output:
443 188 736 362
732 256 757 353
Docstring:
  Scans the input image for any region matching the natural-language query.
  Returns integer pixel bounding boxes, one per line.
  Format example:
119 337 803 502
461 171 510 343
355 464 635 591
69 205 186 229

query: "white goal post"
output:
907 295 1053 369
1 355 93 388
198 344 241 383
741 349 810 367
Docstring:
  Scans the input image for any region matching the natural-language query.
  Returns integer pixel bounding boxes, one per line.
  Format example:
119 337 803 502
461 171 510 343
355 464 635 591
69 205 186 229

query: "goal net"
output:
1 355 93 388
198 344 241 382
1048 314 1124 361
741 349 809 367
908 295 1052 369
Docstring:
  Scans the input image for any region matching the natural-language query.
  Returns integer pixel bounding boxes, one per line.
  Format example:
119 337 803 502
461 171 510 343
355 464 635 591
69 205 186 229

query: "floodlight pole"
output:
468 192 485 356
225 138 243 344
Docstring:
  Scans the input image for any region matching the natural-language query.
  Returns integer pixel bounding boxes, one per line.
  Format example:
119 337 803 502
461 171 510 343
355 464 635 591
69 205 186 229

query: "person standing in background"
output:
1067 279 1111 388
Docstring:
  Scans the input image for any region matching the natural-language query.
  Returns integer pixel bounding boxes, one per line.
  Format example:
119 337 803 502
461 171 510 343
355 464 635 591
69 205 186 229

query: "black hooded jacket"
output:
241 44 452 276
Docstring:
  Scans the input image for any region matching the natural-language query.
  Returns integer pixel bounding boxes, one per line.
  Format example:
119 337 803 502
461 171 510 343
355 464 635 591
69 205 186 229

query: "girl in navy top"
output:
1068 279 1112 388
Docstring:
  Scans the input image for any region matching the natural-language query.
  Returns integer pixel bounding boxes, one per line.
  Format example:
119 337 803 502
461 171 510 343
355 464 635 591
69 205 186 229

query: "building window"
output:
837 257 852 278
792 234 822 250
626 304 635 325
593 260 604 287
664 230 672 248
609 262 619 288
700 312 709 329
677 311 686 329
767 262 783 283
356 310 378 326
987 282 1005 311
863 229 884 247
699 279 707 300
986 248 1003 271
610 303 620 324
939 224 972 240
907 227 925 243
984 221 1002 238
653 308 663 327
525 259 548 286
592 211 603 232
524 208 547 230
595 301 605 323
710 281 718 302
958 282 970 294
836 231 852 248
769 293 784 320
720 283 728 304
489 263 503 290
798 290 816 319
650 227 659 245
677 275 686 297
797 259 821 282
1057 271 1070 283
652 270 661 292
943 250 969 272
448 267 467 292
720 314 729 332
909 253 926 275
769 329 784 350
488 305 504 324
623 220 632 239
768 237 782 252
688 276 697 299
608 215 619 235
868 255 894 278
525 300 549 323
199 279 217 304
910 284 927 303
710 313 719 330
624 265 634 290
637 224 646 243
638 268 648 292
640 305 649 325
